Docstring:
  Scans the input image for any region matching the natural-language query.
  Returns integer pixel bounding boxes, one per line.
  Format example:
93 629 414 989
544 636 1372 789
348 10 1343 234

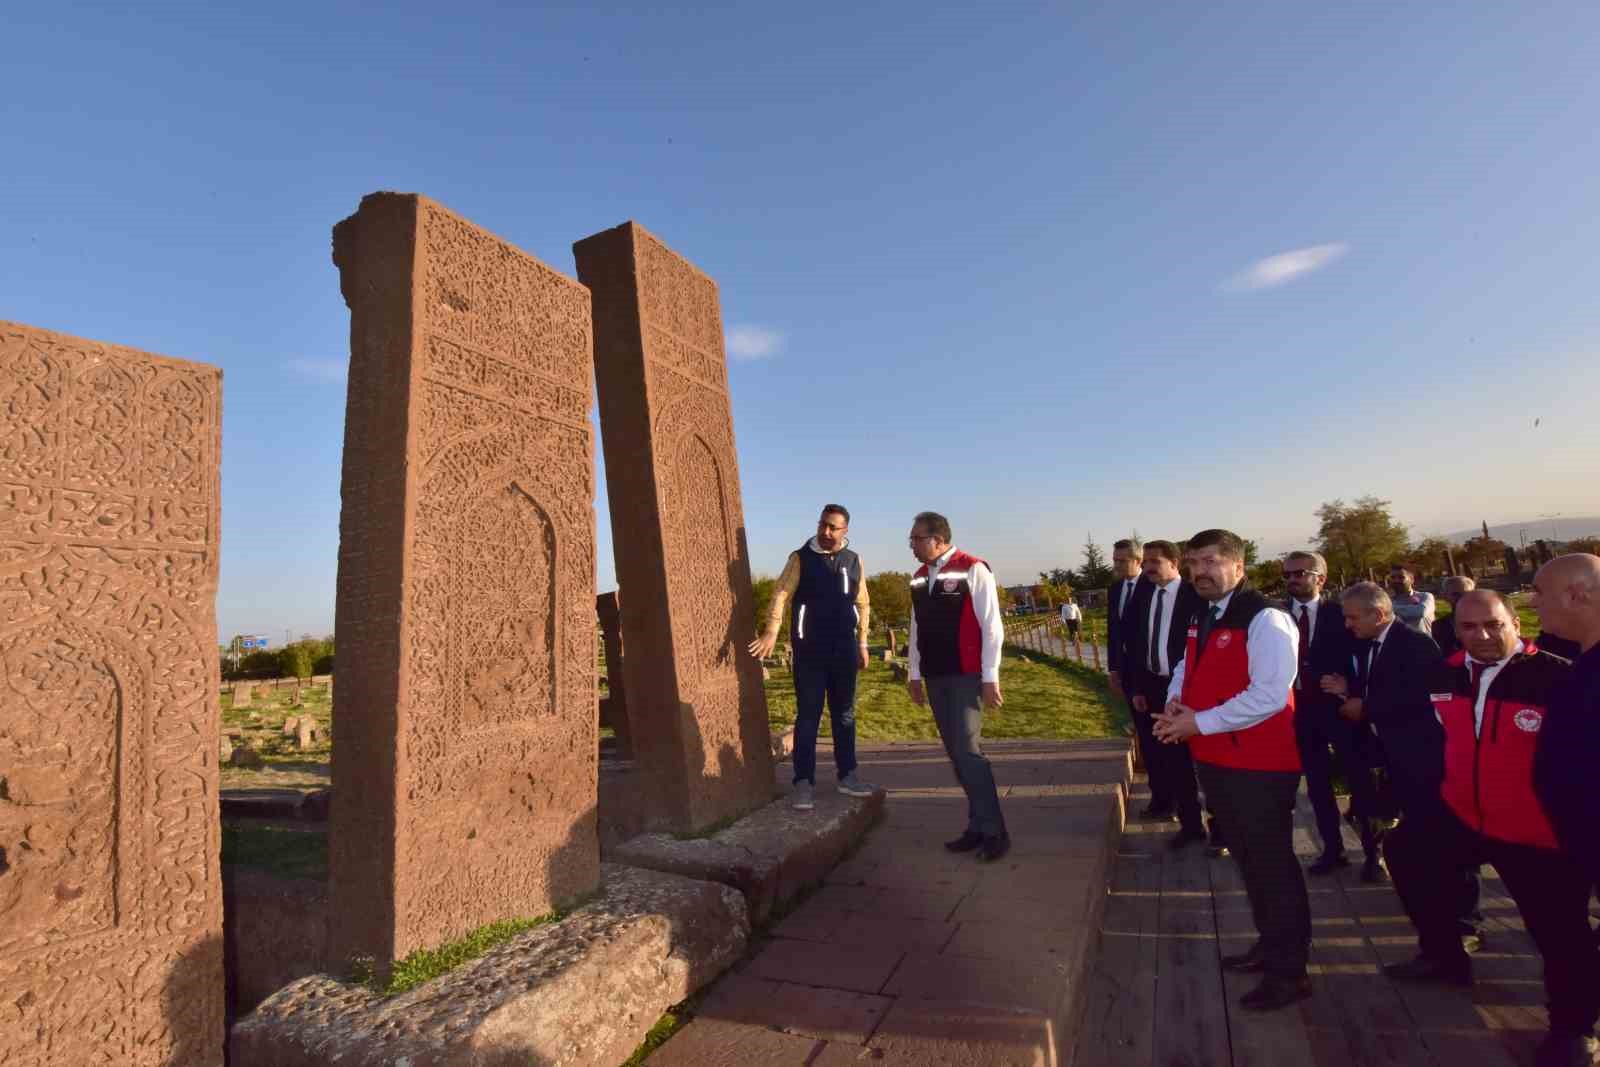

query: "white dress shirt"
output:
1465 639 1525 737
1145 576 1183 677
1060 602 1082 624
907 546 1005 684
1287 596 1320 690
1167 588 1299 735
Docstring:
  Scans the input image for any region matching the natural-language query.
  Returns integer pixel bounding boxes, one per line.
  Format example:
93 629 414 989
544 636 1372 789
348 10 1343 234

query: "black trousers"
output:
1133 672 1202 832
1294 698 1378 859
1378 736 1482 937
1197 761 1311 979
1386 810 1600 1038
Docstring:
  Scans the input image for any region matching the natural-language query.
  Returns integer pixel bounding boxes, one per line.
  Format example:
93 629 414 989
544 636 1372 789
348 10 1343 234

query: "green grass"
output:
355 912 565 996
220 824 329 880
621 1006 691 1065
764 648 1127 741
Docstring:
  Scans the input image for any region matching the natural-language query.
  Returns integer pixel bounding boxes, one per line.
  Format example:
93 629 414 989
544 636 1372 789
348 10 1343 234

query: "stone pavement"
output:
648 739 1131 1066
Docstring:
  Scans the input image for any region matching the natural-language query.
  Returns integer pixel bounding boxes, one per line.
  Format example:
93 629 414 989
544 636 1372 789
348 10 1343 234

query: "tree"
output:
1077 536 1114 590
997 584 1015 612
1247 558 1285 596
1243 539 1260 566
1315 496 1410 580
1411 536 1458 578
1460 535 1511 574
750 574 785 640
1038 567 1075 587
866 571 913 634
279 642 315 680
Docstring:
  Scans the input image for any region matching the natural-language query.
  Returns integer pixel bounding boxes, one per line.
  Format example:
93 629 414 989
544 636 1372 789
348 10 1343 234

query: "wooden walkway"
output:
1071 773 1573 1067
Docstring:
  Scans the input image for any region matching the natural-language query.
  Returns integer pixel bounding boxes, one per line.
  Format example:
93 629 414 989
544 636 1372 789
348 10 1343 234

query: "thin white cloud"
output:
287 357 347 383
726 325 783 361
1223 243 1349 293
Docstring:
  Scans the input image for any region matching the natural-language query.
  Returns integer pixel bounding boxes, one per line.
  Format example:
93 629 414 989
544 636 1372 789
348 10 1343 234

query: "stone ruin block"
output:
0 321 224 1065
596 590 632 758
574 223 775 832
329 194 599 970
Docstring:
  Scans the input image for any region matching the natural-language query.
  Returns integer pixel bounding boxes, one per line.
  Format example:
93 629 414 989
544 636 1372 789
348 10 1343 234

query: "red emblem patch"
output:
1514 709 1543 733
1216 632 1232 648
941 579 960 593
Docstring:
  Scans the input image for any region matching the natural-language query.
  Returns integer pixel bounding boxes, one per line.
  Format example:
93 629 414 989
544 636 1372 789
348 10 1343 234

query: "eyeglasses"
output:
908 535 939 545
1282 569 1323 579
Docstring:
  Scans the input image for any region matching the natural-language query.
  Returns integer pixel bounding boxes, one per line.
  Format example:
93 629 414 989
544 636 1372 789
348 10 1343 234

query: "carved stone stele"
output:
0 320 224 1065
329 194 599 970
574 223 775 832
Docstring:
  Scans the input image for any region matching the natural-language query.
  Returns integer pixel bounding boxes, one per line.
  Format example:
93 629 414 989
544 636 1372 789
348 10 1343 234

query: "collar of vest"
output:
1212 584 1268 628
803 536 849 555
1449 643 1542 670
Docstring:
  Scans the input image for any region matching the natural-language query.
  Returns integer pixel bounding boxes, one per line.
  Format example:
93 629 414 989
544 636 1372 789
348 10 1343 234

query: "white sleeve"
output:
970 562 1004 683
1166 655 1186 705
1194 608 1298 735
1421 592 1436 630
908 605 922 681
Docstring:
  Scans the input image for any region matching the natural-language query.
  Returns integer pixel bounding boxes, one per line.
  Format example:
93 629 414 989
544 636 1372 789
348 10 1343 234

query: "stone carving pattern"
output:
388 205 596 948
0 323 221 1065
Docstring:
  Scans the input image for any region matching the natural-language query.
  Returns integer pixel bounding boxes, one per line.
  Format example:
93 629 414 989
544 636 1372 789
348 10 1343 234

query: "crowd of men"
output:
1106 535 1600 1066
750 507 1600 1066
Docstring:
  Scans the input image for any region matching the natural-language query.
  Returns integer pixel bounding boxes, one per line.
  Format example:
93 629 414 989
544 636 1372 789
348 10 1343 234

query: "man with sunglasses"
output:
905 511 1009 861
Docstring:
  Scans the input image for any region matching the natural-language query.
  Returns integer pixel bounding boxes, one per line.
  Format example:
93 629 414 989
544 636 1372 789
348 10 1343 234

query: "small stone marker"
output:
296 717 318 750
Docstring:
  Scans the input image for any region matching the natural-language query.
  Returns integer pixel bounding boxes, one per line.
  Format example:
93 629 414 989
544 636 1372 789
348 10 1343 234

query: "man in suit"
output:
1154 529 1309 1011
1106 538 1156 811
1431 575 1475 658
1322 582 1480 935
1124 540 1205 843
1284 551 1383 881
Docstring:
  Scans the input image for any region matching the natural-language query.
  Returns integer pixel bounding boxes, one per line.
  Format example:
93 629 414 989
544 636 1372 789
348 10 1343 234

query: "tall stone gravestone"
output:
0 321 223 1065
329 195 599 970
574 223 775 832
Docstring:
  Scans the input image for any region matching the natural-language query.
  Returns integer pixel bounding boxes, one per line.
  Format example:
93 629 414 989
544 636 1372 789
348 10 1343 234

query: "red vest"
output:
1432 645 1566 849
1180 589 1300 772
911 550 987 677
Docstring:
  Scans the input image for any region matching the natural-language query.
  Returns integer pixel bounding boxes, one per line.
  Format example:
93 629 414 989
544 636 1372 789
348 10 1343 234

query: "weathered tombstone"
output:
0 320 224 1064
596 590 633 758
1504 545 1522 578
886 627 898 656
328 194 599 971
574 222 776 832
296 717 317 751
234 681 254 706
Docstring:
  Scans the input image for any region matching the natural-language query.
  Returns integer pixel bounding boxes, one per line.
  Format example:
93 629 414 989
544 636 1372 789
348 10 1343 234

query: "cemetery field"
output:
219 680 332 789
764 647 1129 742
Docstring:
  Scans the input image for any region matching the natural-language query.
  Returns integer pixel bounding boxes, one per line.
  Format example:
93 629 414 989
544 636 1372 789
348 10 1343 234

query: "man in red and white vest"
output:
1154 528 1308 1012
905 510 1009 862
1383 590 1596 1067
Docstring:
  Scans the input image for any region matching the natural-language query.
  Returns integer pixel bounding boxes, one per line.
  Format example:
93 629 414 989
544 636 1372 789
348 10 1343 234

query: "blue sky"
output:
5 2 1598 640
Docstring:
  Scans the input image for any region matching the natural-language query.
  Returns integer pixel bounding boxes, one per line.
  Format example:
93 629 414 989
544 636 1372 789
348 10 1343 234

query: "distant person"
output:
1384 590 1595 1067
1154 530 1308 1011
1431 575 1475 657
1283 552 1382 881
1534 555 1600 886
904 512 1010 861
1106 538 1151 784
1123 540 1205 839
1388 565 1436 634
749 505 876 811
1059 595 1082 641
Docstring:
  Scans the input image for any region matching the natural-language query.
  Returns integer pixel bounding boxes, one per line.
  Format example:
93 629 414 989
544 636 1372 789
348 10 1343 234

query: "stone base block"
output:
228 864 746 1067
223 866 328 1018
606 788 884 925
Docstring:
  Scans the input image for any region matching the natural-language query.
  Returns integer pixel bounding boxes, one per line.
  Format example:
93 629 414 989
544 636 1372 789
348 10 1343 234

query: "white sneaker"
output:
791 783 815 811
837 773 876 798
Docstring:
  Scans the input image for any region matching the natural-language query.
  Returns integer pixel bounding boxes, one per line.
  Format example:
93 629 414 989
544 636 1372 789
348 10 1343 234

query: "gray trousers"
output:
927 673 1006 836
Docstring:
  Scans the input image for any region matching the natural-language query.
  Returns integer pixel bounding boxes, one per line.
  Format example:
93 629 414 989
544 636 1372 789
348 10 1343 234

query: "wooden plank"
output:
1151 830 1232 1067
1210 854 1319 1067
1068 846 1160 1066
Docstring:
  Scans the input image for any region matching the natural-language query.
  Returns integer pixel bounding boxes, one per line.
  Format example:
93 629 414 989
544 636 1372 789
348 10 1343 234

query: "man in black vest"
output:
1106 538 1157 812
1123 539 1205 842
750 505 876 811
1283 551 1382 881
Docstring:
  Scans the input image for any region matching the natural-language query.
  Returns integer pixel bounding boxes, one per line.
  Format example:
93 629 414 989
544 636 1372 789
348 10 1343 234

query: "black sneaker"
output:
945 831 984 853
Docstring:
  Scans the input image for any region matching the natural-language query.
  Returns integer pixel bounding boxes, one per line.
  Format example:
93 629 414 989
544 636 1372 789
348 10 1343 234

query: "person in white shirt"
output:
904 511 1009 862
1059 595 1082 642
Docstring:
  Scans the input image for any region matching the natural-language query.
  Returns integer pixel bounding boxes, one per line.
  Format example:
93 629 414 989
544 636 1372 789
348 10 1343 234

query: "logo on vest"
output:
1216 632 1232 648
940 578 961 593
1513 708 1543 733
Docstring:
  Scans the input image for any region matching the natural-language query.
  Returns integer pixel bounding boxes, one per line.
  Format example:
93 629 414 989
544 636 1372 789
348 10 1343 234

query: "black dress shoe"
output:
976 833 1012 863
1534 1032 1597 1067
1382 955 1472 986
1360 857 1389 883
1308 853 1350 876
945 830 984 853
1221 945 1267 973
1168 827 1208 851
1238 975 1312 1011
1206 821 1229 858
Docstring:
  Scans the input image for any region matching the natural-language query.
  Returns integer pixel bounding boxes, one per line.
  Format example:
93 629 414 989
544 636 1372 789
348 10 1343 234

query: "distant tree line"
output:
223 636 334 680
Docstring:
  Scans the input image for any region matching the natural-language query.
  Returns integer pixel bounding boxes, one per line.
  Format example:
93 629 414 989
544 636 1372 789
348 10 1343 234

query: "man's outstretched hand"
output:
748 631 778 659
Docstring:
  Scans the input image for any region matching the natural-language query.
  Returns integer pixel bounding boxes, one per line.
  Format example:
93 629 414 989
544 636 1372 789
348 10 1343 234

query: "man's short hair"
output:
1389 563 1414 578
820 504 850 525
1457 588 1515 616
914 511 952 543
1113 538 1143 556
1144 539 1180 564
1341 581 1393 616
1186 528 1246 562
1286 550 1327 575
1442 575 1476 594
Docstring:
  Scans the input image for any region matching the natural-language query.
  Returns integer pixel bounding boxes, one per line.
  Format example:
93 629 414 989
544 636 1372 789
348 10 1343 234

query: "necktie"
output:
1148 587 1166 675
1120 582 1132 619
1295 604 1311 690
1354 639 1376 697
1196 604 1221 654
1468 660 1486 699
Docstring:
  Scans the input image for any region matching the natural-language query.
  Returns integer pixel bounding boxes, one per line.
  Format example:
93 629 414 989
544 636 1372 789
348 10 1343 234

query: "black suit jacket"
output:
1356 622 1443 783
1125 579 1202 690
1281 595 1352 716
1430 615 1460 658
1105 577 1146 675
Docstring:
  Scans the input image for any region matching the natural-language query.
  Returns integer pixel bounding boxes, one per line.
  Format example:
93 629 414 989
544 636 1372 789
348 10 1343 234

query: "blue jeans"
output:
792 649 859 785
